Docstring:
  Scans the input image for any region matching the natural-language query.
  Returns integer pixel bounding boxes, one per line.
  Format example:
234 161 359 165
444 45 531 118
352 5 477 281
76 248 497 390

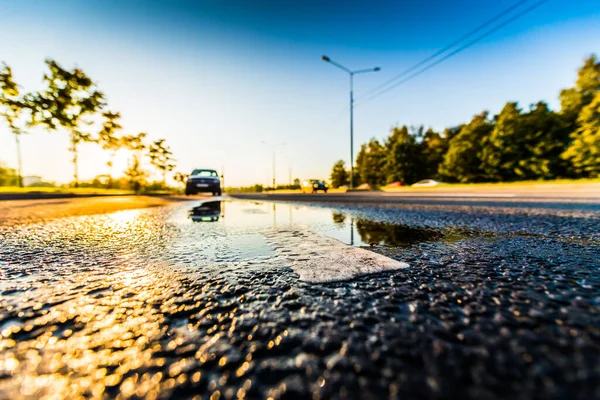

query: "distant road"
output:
230 183 600 213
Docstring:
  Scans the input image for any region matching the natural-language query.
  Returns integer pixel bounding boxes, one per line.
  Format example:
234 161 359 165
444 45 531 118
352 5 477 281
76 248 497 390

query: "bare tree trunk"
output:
15 133 23 188
107 152 115 189
71 135 79 188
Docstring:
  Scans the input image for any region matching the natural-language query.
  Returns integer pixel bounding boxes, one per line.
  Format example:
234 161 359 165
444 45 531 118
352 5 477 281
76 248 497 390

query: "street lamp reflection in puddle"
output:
332 211 355 246
270 203 293 228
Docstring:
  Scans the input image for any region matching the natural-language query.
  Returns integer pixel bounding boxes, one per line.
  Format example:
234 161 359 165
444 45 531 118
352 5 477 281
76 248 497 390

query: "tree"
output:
122 133 148 193
28 59 105 187
98 111 123 188
518 102 570 179
562 91 600 177
329 160 349 188
559 55 600 176
148 139 176 186
122 132 147 154
383 125 423 185
560 55 600 121
124 155 148 193
479 101 569 181
439 111 492 183
173 172 189 187
0 63 28 187
355 139 386 186
0 163 18 186
479 102 525 181
421 128 447 180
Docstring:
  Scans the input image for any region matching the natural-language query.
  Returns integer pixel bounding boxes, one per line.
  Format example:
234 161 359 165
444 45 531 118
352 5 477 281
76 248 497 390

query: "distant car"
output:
412 179 443 187
302 179 329 193
189 201 221 222
355 183 372 190
186 169 222 196
386 181 404 187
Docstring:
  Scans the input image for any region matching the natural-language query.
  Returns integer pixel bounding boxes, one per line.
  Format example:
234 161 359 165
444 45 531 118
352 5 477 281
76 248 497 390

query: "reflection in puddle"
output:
189 201 222 222
185 200 477 248
332 212 346 226
355 219 444 247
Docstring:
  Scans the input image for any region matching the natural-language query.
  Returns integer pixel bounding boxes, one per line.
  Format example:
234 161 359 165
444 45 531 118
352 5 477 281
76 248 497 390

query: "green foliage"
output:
421 128 447 180
562 91 600 177
124 155 148 193
347 54 599 185
560 55 600 120
122 132 147 152
355 139 386 186
0 58 184 194
329 160 349 188
0 63 22 131
0 63 27 187
465 102 569 182
440 112 492 183
98 111 124 188
27 180 55 188
0 164 18 186
27 59 105 187
148 139 176 184
121 133 151 191
516 102 571 179
98 111 123 152
231 184 264 193
383 126 423 185
173 172 189 187
352 126 446 187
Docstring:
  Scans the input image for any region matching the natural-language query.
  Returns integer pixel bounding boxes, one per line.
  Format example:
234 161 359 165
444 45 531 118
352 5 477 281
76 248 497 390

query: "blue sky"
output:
0 0 599 186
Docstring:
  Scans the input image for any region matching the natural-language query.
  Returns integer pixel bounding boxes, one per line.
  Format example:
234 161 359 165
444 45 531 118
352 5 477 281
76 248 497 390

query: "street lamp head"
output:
374 67 381 71
321 55 330 62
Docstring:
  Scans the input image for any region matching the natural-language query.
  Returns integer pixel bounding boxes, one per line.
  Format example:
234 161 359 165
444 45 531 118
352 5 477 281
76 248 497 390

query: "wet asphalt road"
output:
0 198 599 400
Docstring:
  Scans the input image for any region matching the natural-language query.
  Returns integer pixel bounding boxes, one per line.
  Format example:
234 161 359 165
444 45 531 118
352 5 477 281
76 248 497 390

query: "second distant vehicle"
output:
412 179 444 187
186 169 222 196
303 179 329 193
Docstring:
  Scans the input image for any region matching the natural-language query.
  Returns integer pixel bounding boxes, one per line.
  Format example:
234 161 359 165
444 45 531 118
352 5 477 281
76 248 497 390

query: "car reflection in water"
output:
189 201 222 222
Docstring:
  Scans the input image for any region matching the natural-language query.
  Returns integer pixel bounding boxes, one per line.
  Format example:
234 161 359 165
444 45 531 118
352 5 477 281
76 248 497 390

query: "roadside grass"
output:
259 188 348 194
381 178 600 192
260 178 600 194
0 187 185 195
0 186 133 195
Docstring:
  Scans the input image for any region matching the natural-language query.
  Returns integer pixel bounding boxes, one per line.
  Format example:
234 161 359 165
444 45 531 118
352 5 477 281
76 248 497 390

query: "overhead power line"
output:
358 0 532 100
356 0 549 107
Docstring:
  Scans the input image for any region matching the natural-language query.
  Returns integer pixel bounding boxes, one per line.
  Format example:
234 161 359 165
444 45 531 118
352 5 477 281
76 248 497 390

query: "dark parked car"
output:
302 179 329 193
185 169 222 196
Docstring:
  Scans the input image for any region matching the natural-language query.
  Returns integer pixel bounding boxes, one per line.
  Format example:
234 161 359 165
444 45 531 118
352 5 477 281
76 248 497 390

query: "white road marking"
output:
263 228 409 283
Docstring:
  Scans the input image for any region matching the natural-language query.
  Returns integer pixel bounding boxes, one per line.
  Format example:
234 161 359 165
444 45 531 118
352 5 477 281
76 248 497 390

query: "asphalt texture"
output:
0 197 599 400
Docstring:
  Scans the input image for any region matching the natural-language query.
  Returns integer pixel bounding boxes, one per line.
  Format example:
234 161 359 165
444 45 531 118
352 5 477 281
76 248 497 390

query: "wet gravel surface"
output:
0 199 599 399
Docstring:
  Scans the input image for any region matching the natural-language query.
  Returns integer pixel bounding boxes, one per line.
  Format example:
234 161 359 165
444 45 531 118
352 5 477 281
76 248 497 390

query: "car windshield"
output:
191 170 218 177
310 180 325 184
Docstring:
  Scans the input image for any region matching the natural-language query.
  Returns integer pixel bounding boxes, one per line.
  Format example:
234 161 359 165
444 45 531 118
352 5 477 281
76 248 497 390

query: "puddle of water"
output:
182 200 464 248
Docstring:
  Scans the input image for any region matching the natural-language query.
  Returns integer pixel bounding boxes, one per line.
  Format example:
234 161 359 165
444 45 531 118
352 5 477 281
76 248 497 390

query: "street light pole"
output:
322 55 380 189
262 141 285 188
350 73 354 189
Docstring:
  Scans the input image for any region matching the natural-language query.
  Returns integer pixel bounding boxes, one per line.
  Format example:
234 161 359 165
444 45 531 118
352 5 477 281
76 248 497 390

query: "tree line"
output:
331 54 600 187
0 59 178 190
